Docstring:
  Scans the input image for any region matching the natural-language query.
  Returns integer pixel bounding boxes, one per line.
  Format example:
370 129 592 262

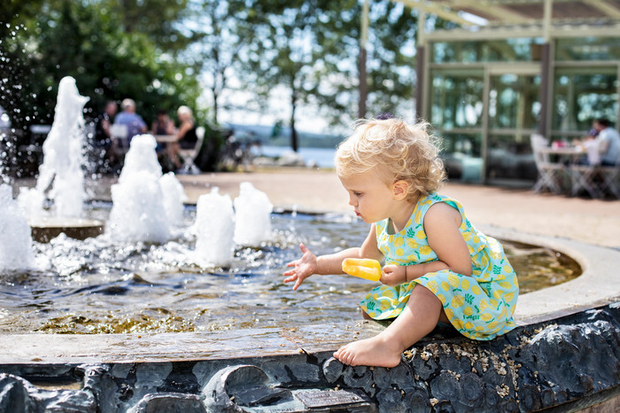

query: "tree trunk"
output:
358 46 367 119
212 88 219 125
290 91 298 152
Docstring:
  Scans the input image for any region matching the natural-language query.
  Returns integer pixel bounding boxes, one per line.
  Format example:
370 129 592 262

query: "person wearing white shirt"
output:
593 118 620 166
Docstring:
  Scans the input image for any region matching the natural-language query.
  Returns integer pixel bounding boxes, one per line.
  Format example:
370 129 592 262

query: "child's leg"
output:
334 285 445 368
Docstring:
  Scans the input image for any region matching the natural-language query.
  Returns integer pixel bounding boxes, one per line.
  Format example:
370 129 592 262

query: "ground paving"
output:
173 167 620 250
18 167 620 249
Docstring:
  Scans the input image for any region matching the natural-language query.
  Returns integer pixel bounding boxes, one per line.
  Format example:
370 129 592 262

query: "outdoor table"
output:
538 146 599 196
538 146 584 159
155 135 177 143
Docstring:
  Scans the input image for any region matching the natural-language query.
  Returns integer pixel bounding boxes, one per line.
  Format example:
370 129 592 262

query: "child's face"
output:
339 169 398 224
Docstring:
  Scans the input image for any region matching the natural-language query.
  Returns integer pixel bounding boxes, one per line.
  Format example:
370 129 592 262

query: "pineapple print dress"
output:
360 193 519 340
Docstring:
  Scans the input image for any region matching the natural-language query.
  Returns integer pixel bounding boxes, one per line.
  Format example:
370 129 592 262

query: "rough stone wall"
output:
0 302 618 412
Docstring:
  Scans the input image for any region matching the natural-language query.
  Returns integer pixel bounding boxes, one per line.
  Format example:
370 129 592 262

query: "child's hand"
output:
380 264 407 286
283 243 318 290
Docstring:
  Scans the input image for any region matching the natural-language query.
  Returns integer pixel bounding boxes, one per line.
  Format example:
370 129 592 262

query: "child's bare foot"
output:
333 335 403 368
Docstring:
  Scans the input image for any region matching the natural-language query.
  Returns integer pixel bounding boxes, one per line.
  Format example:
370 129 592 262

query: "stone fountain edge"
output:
0 227 617 365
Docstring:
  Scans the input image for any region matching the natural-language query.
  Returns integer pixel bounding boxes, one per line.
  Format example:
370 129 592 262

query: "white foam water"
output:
194 188 235 267
33 76 89 218
117 134 162 184
233 182 273 246
108 135 172 243
0 184 34 270
159 172 187 227
17 186 46 219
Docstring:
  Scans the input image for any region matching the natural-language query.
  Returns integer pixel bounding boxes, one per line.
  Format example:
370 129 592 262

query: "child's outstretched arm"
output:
283 243 320 290
284 225 382 290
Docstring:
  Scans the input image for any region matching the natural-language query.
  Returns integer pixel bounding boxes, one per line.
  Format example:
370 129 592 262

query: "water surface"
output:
0 208 580 334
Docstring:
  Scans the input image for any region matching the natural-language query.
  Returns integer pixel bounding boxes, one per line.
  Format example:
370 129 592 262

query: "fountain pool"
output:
0 206 617 413
0 206 580 337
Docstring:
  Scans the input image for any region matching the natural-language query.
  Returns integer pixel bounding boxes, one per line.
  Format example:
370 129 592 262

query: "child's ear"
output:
392 180 409 200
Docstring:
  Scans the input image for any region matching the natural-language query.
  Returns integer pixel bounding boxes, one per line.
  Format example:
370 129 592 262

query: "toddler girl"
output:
283 118 519 368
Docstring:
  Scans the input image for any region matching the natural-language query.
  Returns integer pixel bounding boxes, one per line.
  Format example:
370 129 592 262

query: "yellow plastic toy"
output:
342 258 382 282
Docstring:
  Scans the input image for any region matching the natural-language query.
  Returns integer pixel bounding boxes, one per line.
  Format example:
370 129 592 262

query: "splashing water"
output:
117 134 162 184
233 182 273 246
33 76 89 218
160 172 188 227
194 188 235 267
0 184 34 270
108 134 181 243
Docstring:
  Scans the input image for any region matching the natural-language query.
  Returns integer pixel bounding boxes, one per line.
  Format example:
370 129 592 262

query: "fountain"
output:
17 76 104 242
0 205 617 411
233 181 273 246
194 188 235 267
0 80 618 413
107 134 173 243
0 184 34 271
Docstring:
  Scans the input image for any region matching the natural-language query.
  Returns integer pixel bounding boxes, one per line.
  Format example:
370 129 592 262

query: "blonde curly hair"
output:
335 118 446 201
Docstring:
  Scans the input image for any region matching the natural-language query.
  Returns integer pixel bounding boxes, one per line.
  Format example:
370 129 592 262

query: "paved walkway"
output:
171 168 620 250
20 168 619 249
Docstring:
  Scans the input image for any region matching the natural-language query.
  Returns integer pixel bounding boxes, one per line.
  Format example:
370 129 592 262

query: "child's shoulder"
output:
418 192 465 214
417 192 450 207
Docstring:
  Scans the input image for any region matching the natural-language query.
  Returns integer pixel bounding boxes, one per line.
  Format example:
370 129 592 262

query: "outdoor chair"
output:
597 151 620 199
568 163 601 198
177 126 205 175
530 134 565 194
110 124 129 150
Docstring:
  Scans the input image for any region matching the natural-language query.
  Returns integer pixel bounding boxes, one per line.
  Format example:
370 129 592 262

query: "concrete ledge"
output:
482 226 620 325
0 303 618 412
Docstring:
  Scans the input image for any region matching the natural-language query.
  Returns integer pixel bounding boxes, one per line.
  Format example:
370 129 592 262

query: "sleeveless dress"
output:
359 193 519 340
180 126 198 149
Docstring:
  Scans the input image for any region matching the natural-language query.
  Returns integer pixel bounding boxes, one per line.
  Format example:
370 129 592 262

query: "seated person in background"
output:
151 108 176 156
167 105 198 171
574 128 601 166
94 100 117 155
151 109 175 136
113 98 147 147
592 118 620 166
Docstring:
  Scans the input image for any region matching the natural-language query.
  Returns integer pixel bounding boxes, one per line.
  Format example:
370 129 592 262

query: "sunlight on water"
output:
0 208 580 335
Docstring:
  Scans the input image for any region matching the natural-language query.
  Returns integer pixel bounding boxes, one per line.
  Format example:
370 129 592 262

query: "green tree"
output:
312 0 425 124
3 0 201 128
101 0 194 55
185 0 257 126
235 0 429 148
240 0 360 151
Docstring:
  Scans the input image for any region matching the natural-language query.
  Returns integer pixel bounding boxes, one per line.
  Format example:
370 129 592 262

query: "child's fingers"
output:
299 243 308 253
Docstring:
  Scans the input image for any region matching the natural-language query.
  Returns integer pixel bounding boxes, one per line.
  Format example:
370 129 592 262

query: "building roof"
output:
395 0 620 40
434 0 620 25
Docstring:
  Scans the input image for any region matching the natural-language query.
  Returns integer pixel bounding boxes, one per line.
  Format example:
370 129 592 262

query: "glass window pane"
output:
430 71 484 129
553 68 618 131
487 134 537 182
438 132 483 183
556 37 620 61
489 74 541 129
432 38 541 63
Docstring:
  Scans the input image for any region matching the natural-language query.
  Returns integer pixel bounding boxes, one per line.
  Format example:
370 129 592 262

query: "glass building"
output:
401 0 620 185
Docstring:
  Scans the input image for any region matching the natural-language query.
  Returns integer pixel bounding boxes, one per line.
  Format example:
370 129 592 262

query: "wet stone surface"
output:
0 302 618 412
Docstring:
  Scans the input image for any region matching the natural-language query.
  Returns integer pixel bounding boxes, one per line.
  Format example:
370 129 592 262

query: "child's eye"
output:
353 191 362 197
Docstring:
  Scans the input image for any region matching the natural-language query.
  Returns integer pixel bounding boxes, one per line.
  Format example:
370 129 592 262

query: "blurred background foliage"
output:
1 0 449 145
